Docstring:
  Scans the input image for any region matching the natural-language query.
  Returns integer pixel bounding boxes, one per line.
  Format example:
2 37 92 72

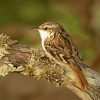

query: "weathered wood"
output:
0 34 100 100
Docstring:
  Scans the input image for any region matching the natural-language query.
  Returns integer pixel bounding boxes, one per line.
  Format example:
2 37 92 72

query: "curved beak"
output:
31 26 39 31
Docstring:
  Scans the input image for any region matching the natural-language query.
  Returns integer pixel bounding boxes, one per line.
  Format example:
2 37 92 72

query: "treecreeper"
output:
34 21 89 90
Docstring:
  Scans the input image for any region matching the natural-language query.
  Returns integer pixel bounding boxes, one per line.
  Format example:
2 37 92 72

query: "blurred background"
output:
0 0 100 100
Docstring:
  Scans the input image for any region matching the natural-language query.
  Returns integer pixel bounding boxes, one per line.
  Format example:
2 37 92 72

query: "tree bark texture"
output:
0 34 100 100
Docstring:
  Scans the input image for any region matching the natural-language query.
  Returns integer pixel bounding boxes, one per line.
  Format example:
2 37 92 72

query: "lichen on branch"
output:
0 34 100 100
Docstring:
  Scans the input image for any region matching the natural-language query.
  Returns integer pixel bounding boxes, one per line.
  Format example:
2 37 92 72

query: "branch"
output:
0 34 100 100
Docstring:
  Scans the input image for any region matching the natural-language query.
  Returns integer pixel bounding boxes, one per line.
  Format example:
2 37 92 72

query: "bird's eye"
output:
44 27 48 30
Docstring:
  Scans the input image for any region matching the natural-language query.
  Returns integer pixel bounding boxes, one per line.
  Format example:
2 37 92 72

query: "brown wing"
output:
59 32 83 63
44 31 88 89
45 31 83 69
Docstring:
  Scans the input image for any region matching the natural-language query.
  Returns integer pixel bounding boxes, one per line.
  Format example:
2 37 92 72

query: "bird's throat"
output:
38 30 49 42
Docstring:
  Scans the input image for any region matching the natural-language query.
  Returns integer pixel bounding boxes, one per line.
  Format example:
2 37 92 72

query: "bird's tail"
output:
70 64 88 90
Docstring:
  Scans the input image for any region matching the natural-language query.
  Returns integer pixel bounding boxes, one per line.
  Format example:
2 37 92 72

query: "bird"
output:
35 21 88 89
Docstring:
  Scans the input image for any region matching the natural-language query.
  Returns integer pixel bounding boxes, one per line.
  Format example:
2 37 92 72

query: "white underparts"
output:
38 29 55 61
38 30 48 42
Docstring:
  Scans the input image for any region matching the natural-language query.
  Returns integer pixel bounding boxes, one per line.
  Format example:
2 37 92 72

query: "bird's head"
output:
36 21 64 41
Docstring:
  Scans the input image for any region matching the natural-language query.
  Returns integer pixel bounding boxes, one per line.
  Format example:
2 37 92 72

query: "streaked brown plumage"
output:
37 21 88 89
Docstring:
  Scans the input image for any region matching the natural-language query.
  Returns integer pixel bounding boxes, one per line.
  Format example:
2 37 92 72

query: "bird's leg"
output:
39 55 48 60
39 54 54 63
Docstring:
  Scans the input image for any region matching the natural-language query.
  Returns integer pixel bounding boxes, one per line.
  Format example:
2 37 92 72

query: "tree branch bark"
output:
0 34 100 100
